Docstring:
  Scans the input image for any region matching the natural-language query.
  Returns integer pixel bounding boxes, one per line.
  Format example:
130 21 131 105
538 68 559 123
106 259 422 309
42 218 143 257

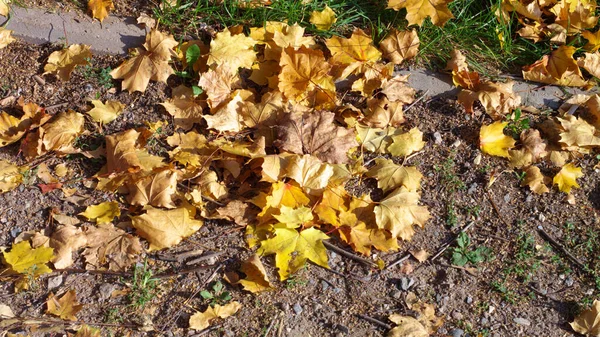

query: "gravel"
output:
293 303 303 315
513 317 531 326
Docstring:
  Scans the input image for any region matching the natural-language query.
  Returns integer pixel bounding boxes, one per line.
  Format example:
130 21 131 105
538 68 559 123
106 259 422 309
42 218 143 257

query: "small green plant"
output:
490 280 517 304
505 108 530 138
464 205 481 219
200 281 232 306
446 200 458 227
81 58 114 89
434 150 466 193
451 232 492 266
284 275 307 289
127 261 159 309
514 170 526 182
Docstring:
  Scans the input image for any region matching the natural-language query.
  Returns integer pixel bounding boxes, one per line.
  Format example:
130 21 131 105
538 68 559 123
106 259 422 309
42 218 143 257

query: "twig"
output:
486 191 511 227
263 312 282 337
439 263 478 277
151 249 212 263
323 241 377 268
384 253 411 271
431 222 475 261
30 264 215 280
537 226 587 271
355 314 392 330
189 324 222 337
404 89 430 113
2 316 141 328
186 251 226 266
44 102 68 110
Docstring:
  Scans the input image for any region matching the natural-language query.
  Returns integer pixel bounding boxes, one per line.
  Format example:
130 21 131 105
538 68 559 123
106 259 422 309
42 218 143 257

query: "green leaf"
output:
192 85 203 97
452 251 468 266
186 44 201 67
456 232 469 249
200 290 213 299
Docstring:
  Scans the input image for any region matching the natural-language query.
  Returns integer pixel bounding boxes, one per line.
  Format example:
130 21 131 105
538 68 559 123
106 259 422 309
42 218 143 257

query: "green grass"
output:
152 0 552 74
127 261 160 309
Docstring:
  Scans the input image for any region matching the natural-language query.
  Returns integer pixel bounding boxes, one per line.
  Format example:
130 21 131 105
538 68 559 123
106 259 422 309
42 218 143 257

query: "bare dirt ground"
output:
1 35 599 337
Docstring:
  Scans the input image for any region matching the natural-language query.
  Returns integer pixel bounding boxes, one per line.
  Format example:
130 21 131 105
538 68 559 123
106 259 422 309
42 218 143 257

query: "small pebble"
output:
47 275 63 290
98 283 115 301
513 317 531 326
480 317 489 326
400 277 415 291
466 296 473 304
452 311 463 320
84 83 94 92
538 213 546 222
321 280 329 291
452 139 461 147
503 193 511 203
451 328 465 337
467 183 478 194
9 227 21 238
565 276 574 287
433 132 443 145
292 303 303 315
526 195 533 202
333 287 342 294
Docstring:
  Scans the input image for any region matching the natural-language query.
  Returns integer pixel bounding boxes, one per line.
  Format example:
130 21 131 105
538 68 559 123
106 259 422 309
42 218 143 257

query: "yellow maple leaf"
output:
3 241 54 275
132 206 203 250
126 168 178 208
338 211 399 256
273 205 314 227
207 29 257 71
0 0 8 16
387 0 454 27
44 44 92 81
238 254 274 293
80 201 121 224
86 100 124 124
553 163 583 193
499 0 543 22
161 85 207 130
278 46 336 109
87 0 114 22
111 29 178 93
521 166 549 194
387 127 426 157
582 30 600 52
203 91 245 132
571 299 600 336
522 46 589 87
366 158 423 193
189 302 242 330
550 0 597 35
0 159 24 192
258 226 329 280
282 154 335 191
578 52 600 80
267 23 316 61
46 290 83 321
374 187 430 241
326 28 382 79
41 110 85 153
479 121 516 158
75 325 102 337
256 181 310 222
558 114 600 148
379 29 420 65
362 97 406 128
0 27 15 49
310 5 337 30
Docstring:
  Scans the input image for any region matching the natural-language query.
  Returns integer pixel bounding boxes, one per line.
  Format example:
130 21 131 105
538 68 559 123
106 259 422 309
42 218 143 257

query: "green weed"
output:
81 59 114 89
200 280 232 306
451 232 492 266
127 261 160 309
504 108 530 138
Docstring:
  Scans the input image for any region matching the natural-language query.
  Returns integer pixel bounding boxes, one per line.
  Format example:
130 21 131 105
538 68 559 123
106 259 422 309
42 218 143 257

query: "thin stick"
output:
263 312 282 337
2 316 141 328
431 222 475 261
323 241 377 268
186 251 226 266
404 89 430 113
190 324 222 337
355 314 391 330
537 226 587 270
384 253 411 271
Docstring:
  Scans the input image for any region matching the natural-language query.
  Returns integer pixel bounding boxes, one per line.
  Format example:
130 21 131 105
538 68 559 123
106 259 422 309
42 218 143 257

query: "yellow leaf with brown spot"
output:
111 29 178 93
87 0 114 22
508 149 532 169
86 100 124 124
523 46 589 87
283 154 335 191
553 163 582 193
44 44 91 81
46 290 83 321
521 166 549 194
238 254 274 293
387 0 454 27
479 121 516 158
380 29 419 65
256 181 310 223
132 206 203 251
80 201 121 224
310 5 337 30
0 27 15 49
189 302 242 330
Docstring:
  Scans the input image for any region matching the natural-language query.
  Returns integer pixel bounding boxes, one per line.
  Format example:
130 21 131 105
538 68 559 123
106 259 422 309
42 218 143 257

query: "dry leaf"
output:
366 158 422 193
126 168 178 208
522 46 589 87
0 159 23 192
388 315 428 337
132 206 203 250
479 121 516 158
207 30 257 71
522 166 549 194
50 225 88 269
80 201 121 224
387 127 425 157
88 0 114 22
375 187 430 241
553 163 583 193
189 302 242 330
457 81 521 119
380 29 420 65
362 97 406 128
326 28 382 79
310 5 337 30
558 114 600 148
83 223 142 271
387 0 454 27
0 27 15 49
0 0 8 16
571 299 600 336
238 254 274 293
46 290 83 321
111 29 178 93
3 240 54 275
44 44 92 81
86 100 124 124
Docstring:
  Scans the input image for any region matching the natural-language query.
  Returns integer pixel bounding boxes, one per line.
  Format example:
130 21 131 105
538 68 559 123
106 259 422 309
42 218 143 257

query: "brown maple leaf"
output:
275 110 357 164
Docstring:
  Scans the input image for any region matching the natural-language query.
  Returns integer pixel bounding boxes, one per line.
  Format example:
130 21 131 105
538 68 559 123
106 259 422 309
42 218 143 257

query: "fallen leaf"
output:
79 201 121 224
387 0 454 27
49 225 88 269
388 315 428 337
374 187 431 241
52 213 81 226
583 30 600 52
387 127 426 157
111 29 178 93
457 81 521 119
258 226 329 280
238 254 274 293
46 290 83 321
203 91 245 132
310 5 337 30
87 0 114 22
0 0 8 16
86 100 124 124
283 154 335 191
558 114 600 148
75 324 102 337
520 129 547 160
3 240 54 275
276 110 357 164
207 29 257 71
0 27 15 49
83 223 142 271
410 249 429 262
508 149 532 169
39 110 85 155
0 304 14 318
132 206 203 251
366 158 422 193
523 46 589 87
553 163 583 193
578 52 600 79
273 205 314 227
189 301 242 330
43 44 92 81
479 121 516 158
215 200 255 226
571 299 600 336
0 159 23 192
379 29 420 65
362 97 406 128
521 166 549 194
255 181 310 223
326 28 382 79
136 13 157 28
126 168 178 208
198 67 239 110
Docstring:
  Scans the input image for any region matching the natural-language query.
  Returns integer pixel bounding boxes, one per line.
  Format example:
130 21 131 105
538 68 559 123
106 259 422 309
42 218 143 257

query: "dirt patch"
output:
0 38 599 337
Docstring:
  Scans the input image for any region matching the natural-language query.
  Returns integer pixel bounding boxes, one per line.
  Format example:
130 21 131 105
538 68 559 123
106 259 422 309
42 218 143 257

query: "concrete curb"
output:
1 7 146 55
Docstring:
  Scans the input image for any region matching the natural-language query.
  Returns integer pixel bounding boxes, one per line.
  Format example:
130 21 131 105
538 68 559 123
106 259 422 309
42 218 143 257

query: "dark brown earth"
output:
1 22 600 337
